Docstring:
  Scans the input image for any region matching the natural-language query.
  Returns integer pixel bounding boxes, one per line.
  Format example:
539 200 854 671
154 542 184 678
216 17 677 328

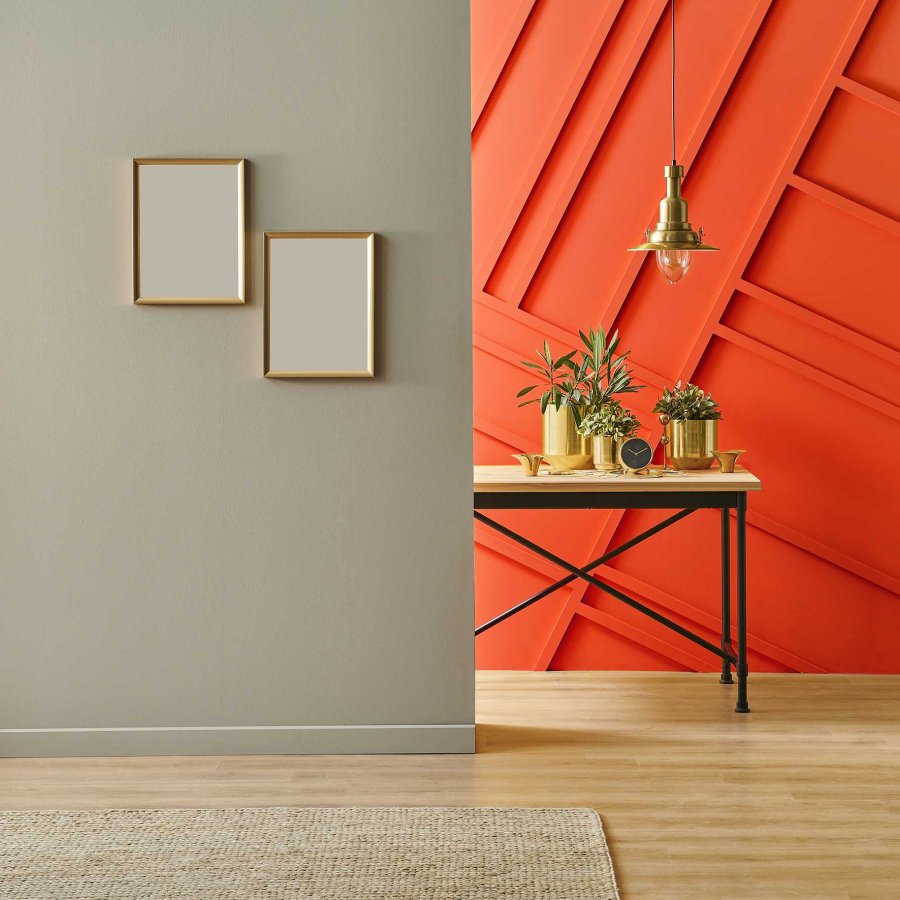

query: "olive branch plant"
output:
577 326 644 413
516 328 644 425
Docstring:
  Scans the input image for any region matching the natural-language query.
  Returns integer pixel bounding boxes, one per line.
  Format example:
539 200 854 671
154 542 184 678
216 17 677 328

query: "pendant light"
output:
628 0 717 284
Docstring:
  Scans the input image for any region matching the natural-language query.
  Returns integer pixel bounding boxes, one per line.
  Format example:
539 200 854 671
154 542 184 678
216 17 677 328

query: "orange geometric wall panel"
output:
472 0 900 672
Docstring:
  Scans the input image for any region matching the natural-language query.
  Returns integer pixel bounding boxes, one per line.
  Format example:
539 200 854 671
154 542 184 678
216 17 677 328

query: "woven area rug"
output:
0 806 618 899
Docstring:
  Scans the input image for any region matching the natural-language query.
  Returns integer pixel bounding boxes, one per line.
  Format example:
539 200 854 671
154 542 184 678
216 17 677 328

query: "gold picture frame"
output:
264 232 375 378
133 158 246 305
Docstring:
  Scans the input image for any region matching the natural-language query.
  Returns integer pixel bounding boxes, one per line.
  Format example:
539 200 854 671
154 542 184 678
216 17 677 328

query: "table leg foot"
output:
720 673 734 685
735 663 749 712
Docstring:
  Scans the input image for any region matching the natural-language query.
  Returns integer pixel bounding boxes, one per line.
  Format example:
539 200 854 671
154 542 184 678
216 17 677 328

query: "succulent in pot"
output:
652 381 721 469
578 402 641 471
578 403 642 441
652 381 721 421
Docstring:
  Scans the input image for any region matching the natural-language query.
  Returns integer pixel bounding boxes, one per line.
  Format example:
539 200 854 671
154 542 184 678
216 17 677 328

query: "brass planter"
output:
542 406 591 473
591 436 621 472
667 419 718 470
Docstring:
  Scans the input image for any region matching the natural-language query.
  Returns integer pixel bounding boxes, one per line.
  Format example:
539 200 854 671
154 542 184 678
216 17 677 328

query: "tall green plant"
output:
517 327 644 424
577 327 644 413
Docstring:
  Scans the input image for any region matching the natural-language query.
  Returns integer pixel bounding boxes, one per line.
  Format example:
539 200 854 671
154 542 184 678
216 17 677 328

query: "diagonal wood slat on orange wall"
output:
472 0 900 673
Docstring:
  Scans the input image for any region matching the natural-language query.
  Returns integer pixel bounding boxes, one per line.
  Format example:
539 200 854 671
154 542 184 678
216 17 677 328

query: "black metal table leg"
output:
735 493 750 713
720 507 733 685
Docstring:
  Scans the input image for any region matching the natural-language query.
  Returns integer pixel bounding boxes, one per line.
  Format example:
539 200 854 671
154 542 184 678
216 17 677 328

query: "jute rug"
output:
0 806 618 899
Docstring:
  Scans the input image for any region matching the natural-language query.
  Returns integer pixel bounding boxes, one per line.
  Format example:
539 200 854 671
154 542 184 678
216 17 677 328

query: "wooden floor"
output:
2 672 898 899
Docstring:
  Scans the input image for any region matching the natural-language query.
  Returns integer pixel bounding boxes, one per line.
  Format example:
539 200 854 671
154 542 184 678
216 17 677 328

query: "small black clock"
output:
619 436 654 474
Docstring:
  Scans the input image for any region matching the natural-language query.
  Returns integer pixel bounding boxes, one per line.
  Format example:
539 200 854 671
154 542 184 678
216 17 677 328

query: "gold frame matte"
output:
133 158 246 305
264 232 375 378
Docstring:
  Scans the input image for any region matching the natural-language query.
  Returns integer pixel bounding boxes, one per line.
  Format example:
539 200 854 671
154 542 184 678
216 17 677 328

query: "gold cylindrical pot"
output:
668 419 718 470
542 406 592 473
591 436 620 472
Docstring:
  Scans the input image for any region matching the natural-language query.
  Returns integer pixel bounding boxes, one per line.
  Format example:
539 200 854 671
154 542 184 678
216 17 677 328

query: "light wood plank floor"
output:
2 672 898 899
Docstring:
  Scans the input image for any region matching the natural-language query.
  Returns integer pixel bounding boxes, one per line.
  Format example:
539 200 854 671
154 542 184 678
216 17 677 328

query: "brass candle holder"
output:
512 453 545 477
713 449 746 474
658 413 681 476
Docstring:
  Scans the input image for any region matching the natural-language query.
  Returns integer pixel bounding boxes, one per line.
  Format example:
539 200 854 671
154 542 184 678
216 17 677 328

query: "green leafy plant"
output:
517 327 644 423
577 402 641 440
652 381 722 420
516 341 584 417
577 327 644 414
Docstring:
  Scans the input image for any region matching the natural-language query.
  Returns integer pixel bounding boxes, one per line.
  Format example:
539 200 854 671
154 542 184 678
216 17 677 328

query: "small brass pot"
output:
591 436 620 472
542 405 591 473
667 419 718 470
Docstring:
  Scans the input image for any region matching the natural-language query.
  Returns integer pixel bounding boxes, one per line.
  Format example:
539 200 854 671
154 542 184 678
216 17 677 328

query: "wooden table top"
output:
474 464 761 493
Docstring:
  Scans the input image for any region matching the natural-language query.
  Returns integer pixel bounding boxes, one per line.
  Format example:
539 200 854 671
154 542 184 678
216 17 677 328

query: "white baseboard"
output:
0 723 475 757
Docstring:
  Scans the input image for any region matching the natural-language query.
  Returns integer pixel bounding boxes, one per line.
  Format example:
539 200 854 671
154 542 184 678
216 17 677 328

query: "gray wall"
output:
0 0 473 755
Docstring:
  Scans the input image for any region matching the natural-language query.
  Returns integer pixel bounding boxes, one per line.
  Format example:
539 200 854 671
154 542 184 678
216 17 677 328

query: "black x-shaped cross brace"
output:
474 509 737 666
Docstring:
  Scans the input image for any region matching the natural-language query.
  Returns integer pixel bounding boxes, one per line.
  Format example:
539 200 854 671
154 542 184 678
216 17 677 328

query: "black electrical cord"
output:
671 0 677 166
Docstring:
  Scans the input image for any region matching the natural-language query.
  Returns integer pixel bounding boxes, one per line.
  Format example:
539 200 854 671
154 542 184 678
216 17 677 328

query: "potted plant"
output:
577 402 641 471
652 381 721 469
516 341 592 472
576 327 643 471
517 329 644 473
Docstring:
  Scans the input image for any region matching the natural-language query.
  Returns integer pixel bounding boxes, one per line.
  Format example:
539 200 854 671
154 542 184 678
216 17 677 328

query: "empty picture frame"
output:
133 158 246 304
264 232 375 378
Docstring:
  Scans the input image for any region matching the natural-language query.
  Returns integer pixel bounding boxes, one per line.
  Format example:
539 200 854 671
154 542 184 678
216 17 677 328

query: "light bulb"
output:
656 248 691 284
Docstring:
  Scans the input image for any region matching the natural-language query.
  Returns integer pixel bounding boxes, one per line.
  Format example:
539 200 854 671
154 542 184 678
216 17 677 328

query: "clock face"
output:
619 437 653 471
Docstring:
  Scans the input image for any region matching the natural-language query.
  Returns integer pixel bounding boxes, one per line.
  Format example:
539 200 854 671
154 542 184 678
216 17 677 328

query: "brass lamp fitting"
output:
628 165 718 253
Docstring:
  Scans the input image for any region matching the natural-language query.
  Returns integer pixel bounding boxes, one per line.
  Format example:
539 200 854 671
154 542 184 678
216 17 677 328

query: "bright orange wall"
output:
472 0 900 673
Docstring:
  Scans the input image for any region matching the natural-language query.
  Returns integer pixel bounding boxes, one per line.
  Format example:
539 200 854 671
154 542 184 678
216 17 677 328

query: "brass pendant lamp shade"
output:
628 164 718 252
628 0 718 282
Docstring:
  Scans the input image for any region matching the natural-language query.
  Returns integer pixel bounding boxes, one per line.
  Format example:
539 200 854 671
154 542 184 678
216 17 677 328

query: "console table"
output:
473 465 762 713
